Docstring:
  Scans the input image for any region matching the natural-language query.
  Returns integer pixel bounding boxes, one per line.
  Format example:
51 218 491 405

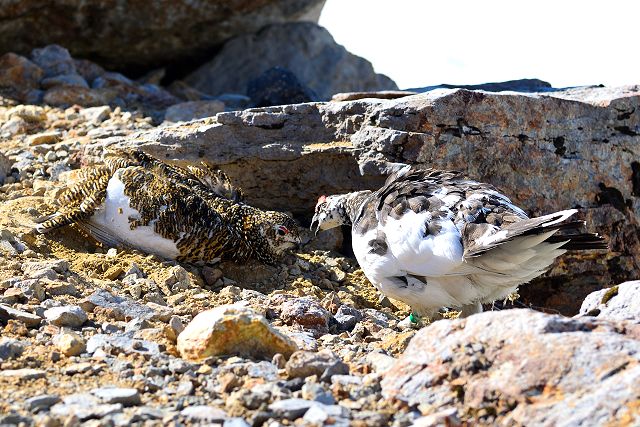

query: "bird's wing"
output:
35 166 112 233
185 163 244 202
108 149 243 202
353 167 478 277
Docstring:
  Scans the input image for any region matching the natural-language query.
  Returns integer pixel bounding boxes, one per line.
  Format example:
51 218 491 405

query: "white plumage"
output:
89 170 181 259
311 166 606 324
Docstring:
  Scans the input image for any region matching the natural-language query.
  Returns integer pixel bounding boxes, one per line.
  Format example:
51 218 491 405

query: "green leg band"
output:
409 312 420 323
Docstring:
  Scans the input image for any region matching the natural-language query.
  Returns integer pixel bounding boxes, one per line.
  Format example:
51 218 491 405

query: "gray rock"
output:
30 44 77 77
124 317 152 333
0 414 33 426
303 404 349 425
92 71 134 88
91 387 141 406
168 315 185 337
284 330 319 352
579 281 640 322
86 333 162 356
0 153 11 185
0 1 325 71
185 22 397 100
363 309 390 328
247 66 317 107
0 338 27 360
62 362 98 375
16 279 45 301
0 303 41 327
180 405 227 422
409 78 553 94
0 53 43 102
168 357 192 374
83 289 156 320
0 368 46 380
334 305 363 331
74 58 105 83
79 106 112 124
246 361 279 381
285 349 349 380
412 408 460 427
22 259 68 275
44 305 87 327
301 382 335 405
331 90 418 102
40 73 89 89
129 406 165 422
268 398 315 419
50 400 123 421
365 352 396 374
224 418 251 427
164 100 225 123
280 297 331 333
25 394 60 412
176 380 194 396
381 309 640 426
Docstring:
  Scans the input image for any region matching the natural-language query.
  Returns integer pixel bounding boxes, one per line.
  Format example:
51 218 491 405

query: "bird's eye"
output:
277 226 289 236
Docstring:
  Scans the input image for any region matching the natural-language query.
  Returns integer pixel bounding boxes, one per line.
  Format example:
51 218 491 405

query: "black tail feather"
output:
548 232 608 250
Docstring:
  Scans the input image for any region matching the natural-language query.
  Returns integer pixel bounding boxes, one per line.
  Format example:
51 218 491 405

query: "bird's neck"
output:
240 207 279 264
341 191 372 225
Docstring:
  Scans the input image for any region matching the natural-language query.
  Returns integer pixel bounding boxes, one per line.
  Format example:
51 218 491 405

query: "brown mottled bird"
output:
36 149 301 264
311 165 607 327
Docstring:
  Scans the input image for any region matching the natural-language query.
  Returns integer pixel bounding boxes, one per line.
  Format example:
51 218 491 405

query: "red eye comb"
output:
318 195 327 204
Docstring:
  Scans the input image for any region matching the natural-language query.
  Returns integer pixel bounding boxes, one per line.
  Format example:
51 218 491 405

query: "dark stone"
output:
410 78 554 93
334 305 363 331
247 67 317 107
631 161 640 197
0 338 27 360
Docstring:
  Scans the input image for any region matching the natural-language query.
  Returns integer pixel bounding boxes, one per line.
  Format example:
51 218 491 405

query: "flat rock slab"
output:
44 305 87 327
0 368 46 380
179 405 227 422
91 387 141 406
0 304 41 327
86 333 162 356
82 289 156 320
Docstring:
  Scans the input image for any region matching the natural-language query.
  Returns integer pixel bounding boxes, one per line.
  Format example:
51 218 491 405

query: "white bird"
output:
311 165 606 327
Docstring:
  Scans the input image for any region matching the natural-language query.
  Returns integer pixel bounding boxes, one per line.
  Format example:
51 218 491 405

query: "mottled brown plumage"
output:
37 149 300 264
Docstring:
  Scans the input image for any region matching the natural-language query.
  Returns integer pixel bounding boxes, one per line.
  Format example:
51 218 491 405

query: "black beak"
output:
310 215 320 236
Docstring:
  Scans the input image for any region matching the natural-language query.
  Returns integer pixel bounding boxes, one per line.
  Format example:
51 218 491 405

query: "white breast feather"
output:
384 210 464 277
89 170 180 259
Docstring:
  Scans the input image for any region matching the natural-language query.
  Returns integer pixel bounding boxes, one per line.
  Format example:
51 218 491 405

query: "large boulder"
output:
98 85 640 314
0 0 325 72
184 22 398 100
381 309 640 426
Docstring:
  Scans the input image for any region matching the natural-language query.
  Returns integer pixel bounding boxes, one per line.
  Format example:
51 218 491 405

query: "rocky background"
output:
0 1 639 426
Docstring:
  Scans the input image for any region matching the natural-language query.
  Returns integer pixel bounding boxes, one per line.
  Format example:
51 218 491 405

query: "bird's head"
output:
260 211 302 256
310 194 350 235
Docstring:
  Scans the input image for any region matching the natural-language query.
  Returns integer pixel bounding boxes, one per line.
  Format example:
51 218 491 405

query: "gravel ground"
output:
0 95 432 427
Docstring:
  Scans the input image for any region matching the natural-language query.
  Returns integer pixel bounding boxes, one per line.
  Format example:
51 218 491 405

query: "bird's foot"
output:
397 312 423 330
459 302 483 318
